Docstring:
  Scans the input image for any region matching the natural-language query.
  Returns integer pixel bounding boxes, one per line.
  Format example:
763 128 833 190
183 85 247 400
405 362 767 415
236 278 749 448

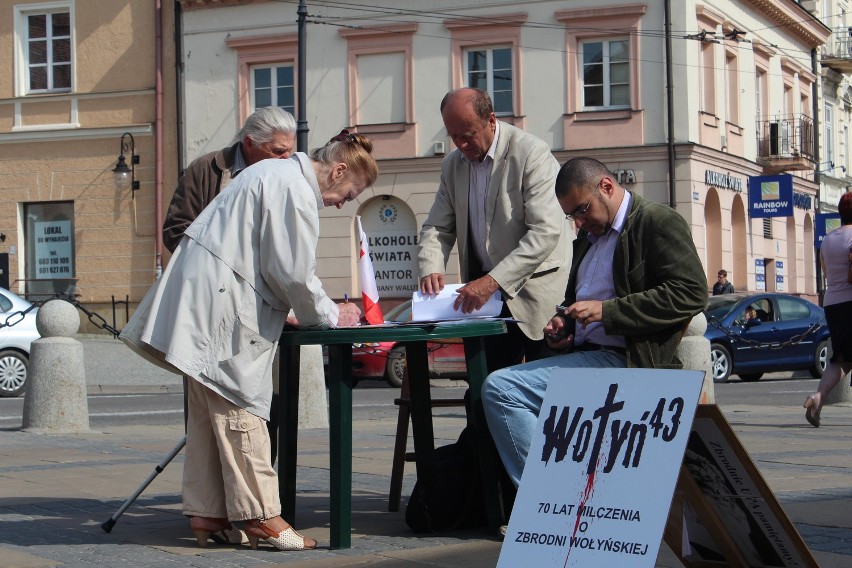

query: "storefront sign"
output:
498 368 704 568
776 261 784 292
705 170 743 193
793 192 812 210
34 220 73 279
814 213 842 248
748 175 794 217
359 196 419 298
755 259 766 291
613 169 636 185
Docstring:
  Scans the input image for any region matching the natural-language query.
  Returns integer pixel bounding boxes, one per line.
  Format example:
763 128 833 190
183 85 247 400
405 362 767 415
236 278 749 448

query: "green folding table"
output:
278 319 507 548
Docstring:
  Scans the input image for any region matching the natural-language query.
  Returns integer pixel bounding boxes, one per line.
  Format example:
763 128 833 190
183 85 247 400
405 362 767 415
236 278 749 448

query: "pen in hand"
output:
344 293 349 303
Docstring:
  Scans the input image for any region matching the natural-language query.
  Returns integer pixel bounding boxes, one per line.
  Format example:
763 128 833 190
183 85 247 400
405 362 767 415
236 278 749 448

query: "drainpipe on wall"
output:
154 0 164 279
811 47 823 304
665 0 676 208
174 0 184 175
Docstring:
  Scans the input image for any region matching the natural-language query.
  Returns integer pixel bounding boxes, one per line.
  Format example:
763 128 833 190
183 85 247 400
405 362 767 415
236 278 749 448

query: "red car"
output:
331 300 468 387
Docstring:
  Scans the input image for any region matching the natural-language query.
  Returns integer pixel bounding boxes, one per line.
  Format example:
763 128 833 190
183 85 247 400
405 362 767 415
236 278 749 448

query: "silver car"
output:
0 288 40 397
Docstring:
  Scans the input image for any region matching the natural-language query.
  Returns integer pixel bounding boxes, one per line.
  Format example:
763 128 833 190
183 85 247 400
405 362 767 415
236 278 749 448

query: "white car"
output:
0 288 41 397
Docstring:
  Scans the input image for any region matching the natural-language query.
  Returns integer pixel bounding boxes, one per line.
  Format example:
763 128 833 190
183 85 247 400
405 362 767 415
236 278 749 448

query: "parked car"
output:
327 300 467 388
0 288 41 397
703 292 830 383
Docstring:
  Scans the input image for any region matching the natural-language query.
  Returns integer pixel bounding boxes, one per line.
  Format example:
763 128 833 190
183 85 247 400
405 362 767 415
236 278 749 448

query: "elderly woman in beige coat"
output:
121 132 377 551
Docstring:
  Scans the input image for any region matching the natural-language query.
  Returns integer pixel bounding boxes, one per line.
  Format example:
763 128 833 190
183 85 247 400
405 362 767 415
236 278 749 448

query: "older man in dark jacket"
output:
482 157 708 487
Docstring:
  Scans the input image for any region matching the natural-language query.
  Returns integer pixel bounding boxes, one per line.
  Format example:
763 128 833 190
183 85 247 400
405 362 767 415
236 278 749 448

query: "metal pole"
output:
811 48 824 305
297 0 309 152
664 0 676 209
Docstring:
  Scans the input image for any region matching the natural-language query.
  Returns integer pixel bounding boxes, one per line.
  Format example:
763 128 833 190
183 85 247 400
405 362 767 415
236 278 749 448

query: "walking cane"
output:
101 436 186 533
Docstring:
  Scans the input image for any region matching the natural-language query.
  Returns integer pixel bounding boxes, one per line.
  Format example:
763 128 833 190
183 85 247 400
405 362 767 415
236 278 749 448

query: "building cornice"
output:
742 0 830 47
179 0 262 10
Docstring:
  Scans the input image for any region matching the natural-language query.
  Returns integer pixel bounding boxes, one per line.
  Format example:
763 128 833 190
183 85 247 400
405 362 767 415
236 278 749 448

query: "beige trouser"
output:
182 378 282 521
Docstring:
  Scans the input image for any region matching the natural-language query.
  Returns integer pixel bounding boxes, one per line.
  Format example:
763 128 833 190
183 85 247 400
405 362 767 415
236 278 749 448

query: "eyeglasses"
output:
565 179 605 220
565 198 593 221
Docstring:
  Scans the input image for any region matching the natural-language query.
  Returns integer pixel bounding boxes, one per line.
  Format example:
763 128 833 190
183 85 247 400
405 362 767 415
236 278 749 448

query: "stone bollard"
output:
298 345 328 429
22 300 89 432
677 312 715 404
273 345 328 429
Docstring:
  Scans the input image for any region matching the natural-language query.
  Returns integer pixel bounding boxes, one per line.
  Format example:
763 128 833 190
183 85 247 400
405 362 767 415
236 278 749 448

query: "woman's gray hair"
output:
234 107 296 145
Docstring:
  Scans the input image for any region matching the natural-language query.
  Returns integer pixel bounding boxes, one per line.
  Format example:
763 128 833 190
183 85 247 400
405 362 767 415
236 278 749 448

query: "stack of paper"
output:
411 283 503 322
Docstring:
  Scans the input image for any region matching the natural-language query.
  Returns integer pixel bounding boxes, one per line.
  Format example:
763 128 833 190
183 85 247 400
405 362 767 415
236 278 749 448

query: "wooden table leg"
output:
327 344 353 549
279 345 301 524
463 336 505 532
403 341 434 481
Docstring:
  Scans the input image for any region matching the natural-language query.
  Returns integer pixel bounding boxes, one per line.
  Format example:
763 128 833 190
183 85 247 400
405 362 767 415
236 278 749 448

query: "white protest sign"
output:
498 368 704 568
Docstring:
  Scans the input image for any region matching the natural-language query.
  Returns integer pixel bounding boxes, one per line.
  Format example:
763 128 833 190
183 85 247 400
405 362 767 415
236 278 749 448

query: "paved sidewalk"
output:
1 335 850 567
2 397 851 567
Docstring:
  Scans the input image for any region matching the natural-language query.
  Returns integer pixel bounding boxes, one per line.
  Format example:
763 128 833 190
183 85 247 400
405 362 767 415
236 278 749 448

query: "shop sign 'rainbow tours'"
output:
748 175 794 218
498 368 704 568
815 212 842 248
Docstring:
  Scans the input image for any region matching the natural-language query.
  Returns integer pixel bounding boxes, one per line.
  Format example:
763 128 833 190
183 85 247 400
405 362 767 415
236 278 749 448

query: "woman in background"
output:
804 191 852 427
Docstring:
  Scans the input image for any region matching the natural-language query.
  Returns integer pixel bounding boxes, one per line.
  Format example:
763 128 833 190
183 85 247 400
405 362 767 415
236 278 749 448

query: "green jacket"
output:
564 192 708 368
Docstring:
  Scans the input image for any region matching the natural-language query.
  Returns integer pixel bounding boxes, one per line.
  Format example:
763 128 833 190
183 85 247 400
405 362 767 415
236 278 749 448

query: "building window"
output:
445 14 525 119
580 39 629 109
251 64 294 114
25 201 76 300
763 218 772 239
725 51 738 125
825 102 835 165
700 40 716 115
16 3 73 94
464 47 513 115
225 33 298 126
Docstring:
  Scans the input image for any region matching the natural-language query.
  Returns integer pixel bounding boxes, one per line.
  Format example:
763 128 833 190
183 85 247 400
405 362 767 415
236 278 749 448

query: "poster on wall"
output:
776 261 784 292
358 196 419 298
814 213 841 248
748 175 794 218
755 259 766 291
34 220 74 279
497 368 704 568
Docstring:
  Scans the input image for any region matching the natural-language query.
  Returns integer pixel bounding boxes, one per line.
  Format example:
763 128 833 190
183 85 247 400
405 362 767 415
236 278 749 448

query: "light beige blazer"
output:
418 122 573 339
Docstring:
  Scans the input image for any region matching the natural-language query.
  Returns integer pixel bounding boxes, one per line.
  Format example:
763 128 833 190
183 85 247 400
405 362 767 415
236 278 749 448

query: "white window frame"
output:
579 37 630 110
825 101 835 165
250 63 295 115
14 1 74 96
462 46 513 116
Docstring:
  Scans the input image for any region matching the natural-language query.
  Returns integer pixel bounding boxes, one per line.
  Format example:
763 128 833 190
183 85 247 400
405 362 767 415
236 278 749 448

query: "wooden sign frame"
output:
664 404 818 568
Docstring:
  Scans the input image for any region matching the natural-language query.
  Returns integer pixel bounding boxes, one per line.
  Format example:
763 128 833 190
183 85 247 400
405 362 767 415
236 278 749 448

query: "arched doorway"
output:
704 188 723 290
803 214 815 296
785 216 797 294
731 194 748 292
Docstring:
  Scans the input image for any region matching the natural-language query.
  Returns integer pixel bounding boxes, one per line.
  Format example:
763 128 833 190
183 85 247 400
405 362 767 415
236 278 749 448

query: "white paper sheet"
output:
411 283 503 322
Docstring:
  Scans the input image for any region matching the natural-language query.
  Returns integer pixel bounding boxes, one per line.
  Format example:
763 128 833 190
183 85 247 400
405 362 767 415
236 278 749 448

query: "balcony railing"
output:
821 28 852 72
755 115 815 172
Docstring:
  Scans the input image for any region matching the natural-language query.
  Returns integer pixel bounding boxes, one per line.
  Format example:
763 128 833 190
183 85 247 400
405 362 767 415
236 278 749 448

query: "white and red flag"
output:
356 216 384 324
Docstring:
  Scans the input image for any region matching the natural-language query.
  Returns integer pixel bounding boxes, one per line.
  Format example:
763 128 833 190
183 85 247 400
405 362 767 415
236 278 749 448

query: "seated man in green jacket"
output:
482 157 708 488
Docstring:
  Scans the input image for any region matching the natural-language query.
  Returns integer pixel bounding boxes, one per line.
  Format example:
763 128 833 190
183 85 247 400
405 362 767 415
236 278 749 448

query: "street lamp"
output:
113 132 140 195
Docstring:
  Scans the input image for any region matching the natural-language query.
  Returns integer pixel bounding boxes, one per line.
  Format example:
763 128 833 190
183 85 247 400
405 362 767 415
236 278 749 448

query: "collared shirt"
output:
466 121 500 273
574 191 632 348
231 142 248 177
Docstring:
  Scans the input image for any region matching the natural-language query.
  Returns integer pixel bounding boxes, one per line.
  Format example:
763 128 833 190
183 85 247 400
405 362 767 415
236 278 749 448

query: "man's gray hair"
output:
235 107 296 145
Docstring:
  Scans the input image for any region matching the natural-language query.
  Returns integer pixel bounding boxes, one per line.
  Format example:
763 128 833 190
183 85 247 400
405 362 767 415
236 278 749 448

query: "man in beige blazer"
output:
419 88 573 371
